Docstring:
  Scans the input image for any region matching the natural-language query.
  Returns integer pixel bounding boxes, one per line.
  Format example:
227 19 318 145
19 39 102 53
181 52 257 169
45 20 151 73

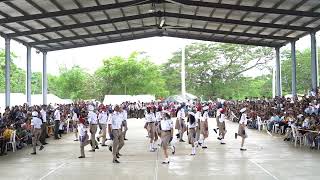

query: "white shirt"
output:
145 113 156 123
109 112 123 130
239 113 248 125
195 111 202 120
88 111 98 124
121 110 127 121
219 114 225 123
160 119 173 131
31 117 42 129
98 111 108 124
177 109 186 120
54 109 60 121
40 109 46 123
155 112 162 122
202 111 209 121
78 123 87 137
72 113 78 121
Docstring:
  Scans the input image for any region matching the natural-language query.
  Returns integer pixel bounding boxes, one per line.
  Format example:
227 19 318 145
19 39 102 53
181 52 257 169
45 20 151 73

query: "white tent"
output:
103 95 155 105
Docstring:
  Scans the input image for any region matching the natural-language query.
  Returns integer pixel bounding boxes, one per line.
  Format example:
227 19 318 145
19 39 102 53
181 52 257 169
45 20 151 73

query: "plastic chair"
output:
273 123 280 134
6 130 17 152
257 117 267 131
291 126 303 147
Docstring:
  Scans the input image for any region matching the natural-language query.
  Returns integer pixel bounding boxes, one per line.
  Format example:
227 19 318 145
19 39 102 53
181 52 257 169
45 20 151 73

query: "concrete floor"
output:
1 118 320 180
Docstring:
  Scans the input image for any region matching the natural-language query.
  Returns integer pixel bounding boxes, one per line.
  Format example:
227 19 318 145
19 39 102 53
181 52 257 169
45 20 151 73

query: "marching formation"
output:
51 101 249 164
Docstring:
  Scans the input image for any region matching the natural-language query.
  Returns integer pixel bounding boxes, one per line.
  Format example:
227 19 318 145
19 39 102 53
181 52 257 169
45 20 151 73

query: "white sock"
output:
150 143 153 150
192 147 195 154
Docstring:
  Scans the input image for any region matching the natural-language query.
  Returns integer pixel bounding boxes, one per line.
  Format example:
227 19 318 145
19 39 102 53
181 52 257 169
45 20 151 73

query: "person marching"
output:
31 111 44 155
98 106 108 146
39 105 48 145
108 105 125 163
175 104 186 142
235 108 248 151
195 105 202 143
160 110 174 164
72 109 79 141
121 106 128 141
187 112 198 155
218 108 227 144
88 105 98 152
53 106 61 140
200 106 209 148
78 115 90 158
145 107 157 152
155 106 162 145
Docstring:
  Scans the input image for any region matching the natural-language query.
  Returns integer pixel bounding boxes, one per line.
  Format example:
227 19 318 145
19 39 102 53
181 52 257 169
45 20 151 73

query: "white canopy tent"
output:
103 95 155 105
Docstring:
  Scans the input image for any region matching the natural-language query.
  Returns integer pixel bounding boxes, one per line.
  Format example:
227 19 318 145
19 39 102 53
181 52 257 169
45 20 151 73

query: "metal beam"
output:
8 13 155 37
165 32 279 47
46 31 160 51
26 45 31 105
5 38 10 107
310 32 318 92
167 0 320 18
42 51 47 105
0 0 151 25
164 12 312 31
291 41 297 97
29 26 294 46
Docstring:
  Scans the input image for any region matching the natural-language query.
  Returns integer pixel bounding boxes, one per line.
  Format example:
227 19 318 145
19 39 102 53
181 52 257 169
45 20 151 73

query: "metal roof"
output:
0 0 319 52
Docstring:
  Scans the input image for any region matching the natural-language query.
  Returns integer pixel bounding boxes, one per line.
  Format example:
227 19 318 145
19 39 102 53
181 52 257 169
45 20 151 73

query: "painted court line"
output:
249 160 279 180
39 163 66 180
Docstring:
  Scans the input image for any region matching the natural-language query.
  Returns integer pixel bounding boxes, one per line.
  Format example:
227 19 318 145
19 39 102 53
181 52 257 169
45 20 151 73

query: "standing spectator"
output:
54 106 61 140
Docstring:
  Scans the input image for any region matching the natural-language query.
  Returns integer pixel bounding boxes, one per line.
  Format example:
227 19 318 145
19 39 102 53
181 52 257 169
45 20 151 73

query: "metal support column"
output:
42 52 47 105
310 32 318 92
26 46 31 105
275 47 282 97
291 41 297 97
5 38 11 107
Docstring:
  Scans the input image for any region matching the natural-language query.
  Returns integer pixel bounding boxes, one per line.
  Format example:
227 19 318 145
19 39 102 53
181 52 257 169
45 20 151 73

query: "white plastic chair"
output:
291 126 303 147
257 117 267 131
273 123 280 134
6 130 17 152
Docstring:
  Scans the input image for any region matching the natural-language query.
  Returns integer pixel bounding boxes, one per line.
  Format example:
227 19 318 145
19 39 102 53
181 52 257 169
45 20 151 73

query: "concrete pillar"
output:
291 41 297 97
5 38 11 107
310 32 318 92
26 46 31 105
181 46 186 99
42 52 47 105
275 47 281 97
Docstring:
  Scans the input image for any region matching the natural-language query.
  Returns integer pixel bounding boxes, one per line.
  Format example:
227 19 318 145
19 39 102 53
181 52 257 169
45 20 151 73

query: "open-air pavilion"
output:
1 1 320 180
0 0 319 107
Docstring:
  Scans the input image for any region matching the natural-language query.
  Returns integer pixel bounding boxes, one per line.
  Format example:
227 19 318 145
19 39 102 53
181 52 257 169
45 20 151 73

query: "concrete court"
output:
0 118 320 180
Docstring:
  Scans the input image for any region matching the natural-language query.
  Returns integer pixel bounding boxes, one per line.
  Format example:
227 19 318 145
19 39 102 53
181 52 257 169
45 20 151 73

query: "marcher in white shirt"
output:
54 106 61 140
98 106 108 146
218 108 227 144
236 108 248 151
155 106 163 145
87 105 98 152
145 107 157 152
195 106 202 142
108 105 125 163
39 106 47 145
78 117 90 158
187 112 198 155
160 111 174 164
175 105 186 142
31 111 44 155
72 110 79 141
200 106 209 148
121 106 128 140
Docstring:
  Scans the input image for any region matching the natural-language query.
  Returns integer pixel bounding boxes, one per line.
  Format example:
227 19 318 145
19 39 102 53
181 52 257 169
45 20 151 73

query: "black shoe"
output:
116 154 120 158
54 137 61 140
176 133 180 138
78 156 85 158
95 146 99 149
202 146 207 149
124 138 128 141
117 153 122 156
240 148 247 151
172 146 175 155
39 145 44 151
213 129 217 133
89 149 95 152
101 144 108 146
283 138 287 141
220 142 226 145
109 146 112 152
43 142 48 145
31 152 36 155
96 137 100 142
113 159 120 163
235 133 238 139
74 139 79 141
162 161 170 164
179 139 185 142
217 137 222 140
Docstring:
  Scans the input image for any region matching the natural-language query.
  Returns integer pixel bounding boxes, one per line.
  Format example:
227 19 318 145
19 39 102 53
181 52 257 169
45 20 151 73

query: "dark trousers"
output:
54 120 60 139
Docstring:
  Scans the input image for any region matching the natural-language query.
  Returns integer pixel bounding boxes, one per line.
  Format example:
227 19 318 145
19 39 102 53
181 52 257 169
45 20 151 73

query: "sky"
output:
0 34 319 76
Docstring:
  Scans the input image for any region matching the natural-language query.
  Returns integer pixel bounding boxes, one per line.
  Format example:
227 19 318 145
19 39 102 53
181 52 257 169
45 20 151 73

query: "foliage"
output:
162 43 274 99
